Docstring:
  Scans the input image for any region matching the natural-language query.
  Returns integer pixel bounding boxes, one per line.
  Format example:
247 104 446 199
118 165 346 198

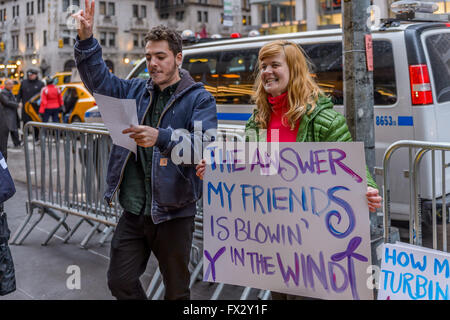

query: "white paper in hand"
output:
93 92 139 155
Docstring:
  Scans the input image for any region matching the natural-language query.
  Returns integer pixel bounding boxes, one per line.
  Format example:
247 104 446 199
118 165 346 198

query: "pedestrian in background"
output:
39 78 63 123
0 79 21 148
195 39 383 299
17 69 45 140
73 0 217 300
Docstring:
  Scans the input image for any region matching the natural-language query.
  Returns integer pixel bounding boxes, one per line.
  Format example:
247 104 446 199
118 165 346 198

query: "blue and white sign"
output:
378 242 450 300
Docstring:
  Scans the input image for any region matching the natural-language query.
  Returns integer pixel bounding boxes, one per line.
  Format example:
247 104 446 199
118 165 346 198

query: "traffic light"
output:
58 39 63 48
0 42 4 52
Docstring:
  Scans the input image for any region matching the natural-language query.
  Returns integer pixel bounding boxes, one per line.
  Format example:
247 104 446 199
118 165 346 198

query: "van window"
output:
425 33 450 103
302 40 397 105
216 49 259 104
182 52 220 97
129 61 150 80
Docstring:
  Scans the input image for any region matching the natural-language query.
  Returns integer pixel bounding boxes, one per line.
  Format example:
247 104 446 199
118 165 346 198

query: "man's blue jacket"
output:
74 36 217 224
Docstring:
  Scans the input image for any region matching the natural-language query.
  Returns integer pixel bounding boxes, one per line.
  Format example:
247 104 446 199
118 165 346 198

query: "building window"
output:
63 0 80 12
26 32 34 48
140 5 146 18
100 2 115 15
109 32 116 47
204 11 208 22
43 30 47 46
99 1 106 15
160 13 169 19
63 0 69 11
132 4 139 18
100 32 107 46
62 30 73 45
133 33 139 47
13 5 19 18
26 1 34 16
0 8 6 22
197 10 202 22
108 2 115 16
12 34 19 50
37 0 45 13
176 11 184 21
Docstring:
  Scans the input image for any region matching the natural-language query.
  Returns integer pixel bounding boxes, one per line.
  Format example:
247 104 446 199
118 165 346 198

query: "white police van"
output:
85 3 450 224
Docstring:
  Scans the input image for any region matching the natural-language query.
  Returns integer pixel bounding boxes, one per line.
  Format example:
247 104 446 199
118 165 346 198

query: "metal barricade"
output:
10 121 120 246
383 140 450 252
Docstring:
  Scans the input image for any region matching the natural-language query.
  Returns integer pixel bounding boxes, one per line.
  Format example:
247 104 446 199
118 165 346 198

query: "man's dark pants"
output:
107 211 195 300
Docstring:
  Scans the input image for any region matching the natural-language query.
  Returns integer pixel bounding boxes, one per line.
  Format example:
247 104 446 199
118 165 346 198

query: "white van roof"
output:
183 21 444 50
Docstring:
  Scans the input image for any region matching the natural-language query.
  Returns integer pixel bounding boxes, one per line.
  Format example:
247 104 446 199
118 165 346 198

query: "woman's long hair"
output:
253 40 323 129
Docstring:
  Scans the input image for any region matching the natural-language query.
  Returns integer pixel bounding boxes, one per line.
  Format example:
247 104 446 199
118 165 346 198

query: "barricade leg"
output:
151 280 165 300
259 290 271 300
44 208 70 232
240 287 252 300
16 207 46 245
10 202 34 244
210 283 224 300
80 221 101 248
146 267 162 298
189 257 203 288
42 212 69 246
63 217 85 243
98 226 114 245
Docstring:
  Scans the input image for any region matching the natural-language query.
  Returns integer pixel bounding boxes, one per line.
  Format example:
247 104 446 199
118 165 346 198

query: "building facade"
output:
0 0 447 79
0 0 251 79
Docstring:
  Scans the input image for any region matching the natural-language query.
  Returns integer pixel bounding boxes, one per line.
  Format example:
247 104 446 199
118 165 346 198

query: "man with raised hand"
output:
73 0 217 300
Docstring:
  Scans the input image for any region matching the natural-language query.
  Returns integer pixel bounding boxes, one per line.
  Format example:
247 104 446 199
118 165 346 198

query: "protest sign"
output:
202 142 373 300
378 242 450 300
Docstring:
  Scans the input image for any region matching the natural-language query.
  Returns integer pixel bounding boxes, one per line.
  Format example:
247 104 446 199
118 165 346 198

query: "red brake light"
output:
446 23 450 27
230 33 241 38
409 64 433 105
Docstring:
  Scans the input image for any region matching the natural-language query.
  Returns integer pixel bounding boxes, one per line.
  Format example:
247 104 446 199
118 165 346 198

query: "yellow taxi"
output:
0 78 20 95
24 83 96 123
51 72 73 86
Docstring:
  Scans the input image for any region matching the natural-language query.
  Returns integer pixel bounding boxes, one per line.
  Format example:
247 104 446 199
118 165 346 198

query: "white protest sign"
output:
378 242 450 300
203 142 373 300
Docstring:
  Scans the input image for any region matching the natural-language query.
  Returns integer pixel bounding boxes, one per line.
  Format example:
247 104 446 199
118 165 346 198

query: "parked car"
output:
85 7 450 223
25 83 96 123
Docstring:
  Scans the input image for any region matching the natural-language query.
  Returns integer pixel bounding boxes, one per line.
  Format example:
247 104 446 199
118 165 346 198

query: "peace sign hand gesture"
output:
72 0 95 41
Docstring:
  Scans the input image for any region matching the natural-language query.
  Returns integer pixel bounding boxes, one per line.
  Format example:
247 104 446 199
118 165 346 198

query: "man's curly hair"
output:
144 25 183 56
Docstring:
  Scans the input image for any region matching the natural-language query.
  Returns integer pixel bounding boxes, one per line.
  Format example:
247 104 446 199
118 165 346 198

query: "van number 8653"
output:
376 115 396 126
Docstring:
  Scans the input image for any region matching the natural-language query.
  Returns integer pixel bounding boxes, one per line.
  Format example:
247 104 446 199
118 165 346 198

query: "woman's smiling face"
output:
260 52 290 97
